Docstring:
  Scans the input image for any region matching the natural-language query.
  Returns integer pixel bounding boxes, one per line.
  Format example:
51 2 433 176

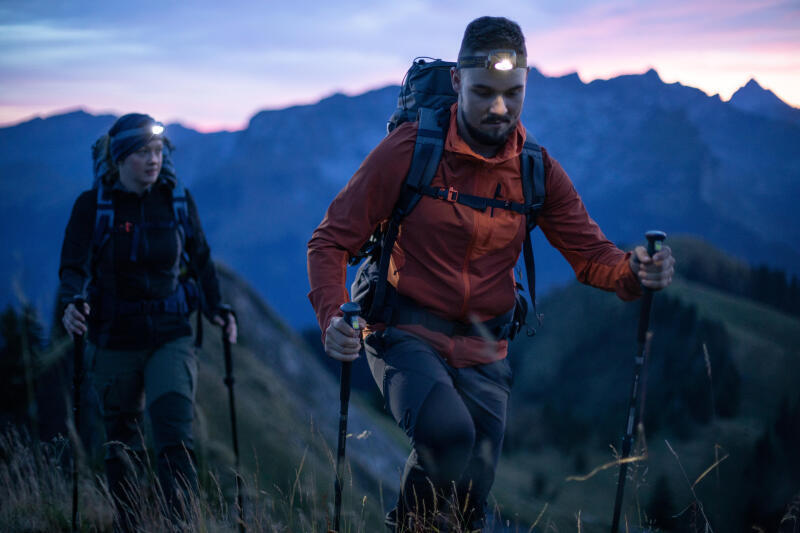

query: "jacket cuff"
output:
616 252 643 301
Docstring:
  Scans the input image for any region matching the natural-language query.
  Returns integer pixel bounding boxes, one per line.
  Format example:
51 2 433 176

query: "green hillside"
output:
491 236 800 532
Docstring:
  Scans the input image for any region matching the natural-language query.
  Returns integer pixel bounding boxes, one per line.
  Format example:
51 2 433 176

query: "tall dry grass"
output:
0 427 112 531
1 423 524 533
0 424 369 532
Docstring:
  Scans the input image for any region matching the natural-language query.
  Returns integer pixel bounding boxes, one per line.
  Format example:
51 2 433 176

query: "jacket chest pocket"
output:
470 207 524 259
114 220 180 269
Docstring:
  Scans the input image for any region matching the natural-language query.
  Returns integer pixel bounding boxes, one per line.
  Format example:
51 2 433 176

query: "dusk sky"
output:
2 0 798 132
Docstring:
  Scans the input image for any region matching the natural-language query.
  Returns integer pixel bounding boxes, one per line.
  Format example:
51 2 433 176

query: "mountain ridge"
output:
729 78 800 124
1 68 798 328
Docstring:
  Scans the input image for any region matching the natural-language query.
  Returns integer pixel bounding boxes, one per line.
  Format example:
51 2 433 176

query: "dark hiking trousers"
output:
365 327 512 531
88 335 198 528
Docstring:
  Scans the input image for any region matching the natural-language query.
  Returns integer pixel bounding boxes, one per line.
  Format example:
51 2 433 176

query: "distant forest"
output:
677 244 800 316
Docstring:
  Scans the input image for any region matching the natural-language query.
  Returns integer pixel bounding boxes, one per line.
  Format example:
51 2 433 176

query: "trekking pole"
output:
220 304 245 533
332 302 361 533
71 296 86 533
610 230 667 533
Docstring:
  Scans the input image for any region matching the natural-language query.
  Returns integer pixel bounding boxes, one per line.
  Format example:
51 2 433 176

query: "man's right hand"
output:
62 302 90 339
324 315 365 362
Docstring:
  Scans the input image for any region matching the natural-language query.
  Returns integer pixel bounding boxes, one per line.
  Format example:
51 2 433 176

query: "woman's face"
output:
118 138 163 194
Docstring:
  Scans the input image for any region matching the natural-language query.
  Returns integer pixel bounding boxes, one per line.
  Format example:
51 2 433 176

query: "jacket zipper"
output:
140 197 154 344
459 207 479 317
140 199 150 295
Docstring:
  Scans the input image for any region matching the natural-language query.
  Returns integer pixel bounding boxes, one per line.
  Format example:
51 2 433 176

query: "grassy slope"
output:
490 270 800 531
195 328 341 527
7 241 797 531
670 278 800 415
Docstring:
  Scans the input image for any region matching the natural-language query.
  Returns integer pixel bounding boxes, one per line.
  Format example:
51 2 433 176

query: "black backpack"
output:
89 137 205 344
350 58 545 339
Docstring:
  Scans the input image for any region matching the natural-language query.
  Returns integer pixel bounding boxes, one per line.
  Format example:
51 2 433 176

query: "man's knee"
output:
413 382 476 485
148 392 194 455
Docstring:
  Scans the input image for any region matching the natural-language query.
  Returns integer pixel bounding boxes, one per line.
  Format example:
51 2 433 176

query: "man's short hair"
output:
458 16 527 61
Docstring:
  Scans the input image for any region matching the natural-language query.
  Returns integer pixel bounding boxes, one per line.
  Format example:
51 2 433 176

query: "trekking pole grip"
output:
636 231 666 340
219 303 236 329
338 302 361 405
340 302 362 335
645 230 667 259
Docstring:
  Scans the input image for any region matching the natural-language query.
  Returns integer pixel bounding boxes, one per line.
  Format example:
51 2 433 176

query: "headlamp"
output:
111 120 166 142
457 50 526 71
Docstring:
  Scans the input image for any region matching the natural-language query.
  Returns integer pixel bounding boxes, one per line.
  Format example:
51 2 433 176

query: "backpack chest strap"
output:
418 184 530 214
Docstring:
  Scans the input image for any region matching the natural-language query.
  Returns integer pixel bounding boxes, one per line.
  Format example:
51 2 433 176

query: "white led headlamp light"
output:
111 121 166 142
457 49 526 71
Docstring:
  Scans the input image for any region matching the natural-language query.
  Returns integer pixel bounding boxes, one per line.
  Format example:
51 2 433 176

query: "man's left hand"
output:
630 245 675 291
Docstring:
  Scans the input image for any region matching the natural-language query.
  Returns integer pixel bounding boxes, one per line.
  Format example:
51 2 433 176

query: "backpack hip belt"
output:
391 292 516 341
95 282 197 319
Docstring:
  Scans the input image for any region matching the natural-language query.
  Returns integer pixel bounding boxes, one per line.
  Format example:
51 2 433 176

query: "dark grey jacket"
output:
58 177 221 349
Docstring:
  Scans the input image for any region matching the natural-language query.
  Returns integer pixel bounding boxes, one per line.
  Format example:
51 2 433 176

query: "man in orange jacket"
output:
308 16 675 531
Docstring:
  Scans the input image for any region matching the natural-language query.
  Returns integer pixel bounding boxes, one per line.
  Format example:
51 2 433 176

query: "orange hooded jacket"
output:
307 104 641 367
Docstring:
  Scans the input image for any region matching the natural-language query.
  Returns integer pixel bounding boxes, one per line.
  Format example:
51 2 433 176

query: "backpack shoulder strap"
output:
370 107 448 322
170 177 194 250
169 177 205 346
394 107 447 217
519 129 546 331
92 182 114 254
89 181 116 339
520 129 545 229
